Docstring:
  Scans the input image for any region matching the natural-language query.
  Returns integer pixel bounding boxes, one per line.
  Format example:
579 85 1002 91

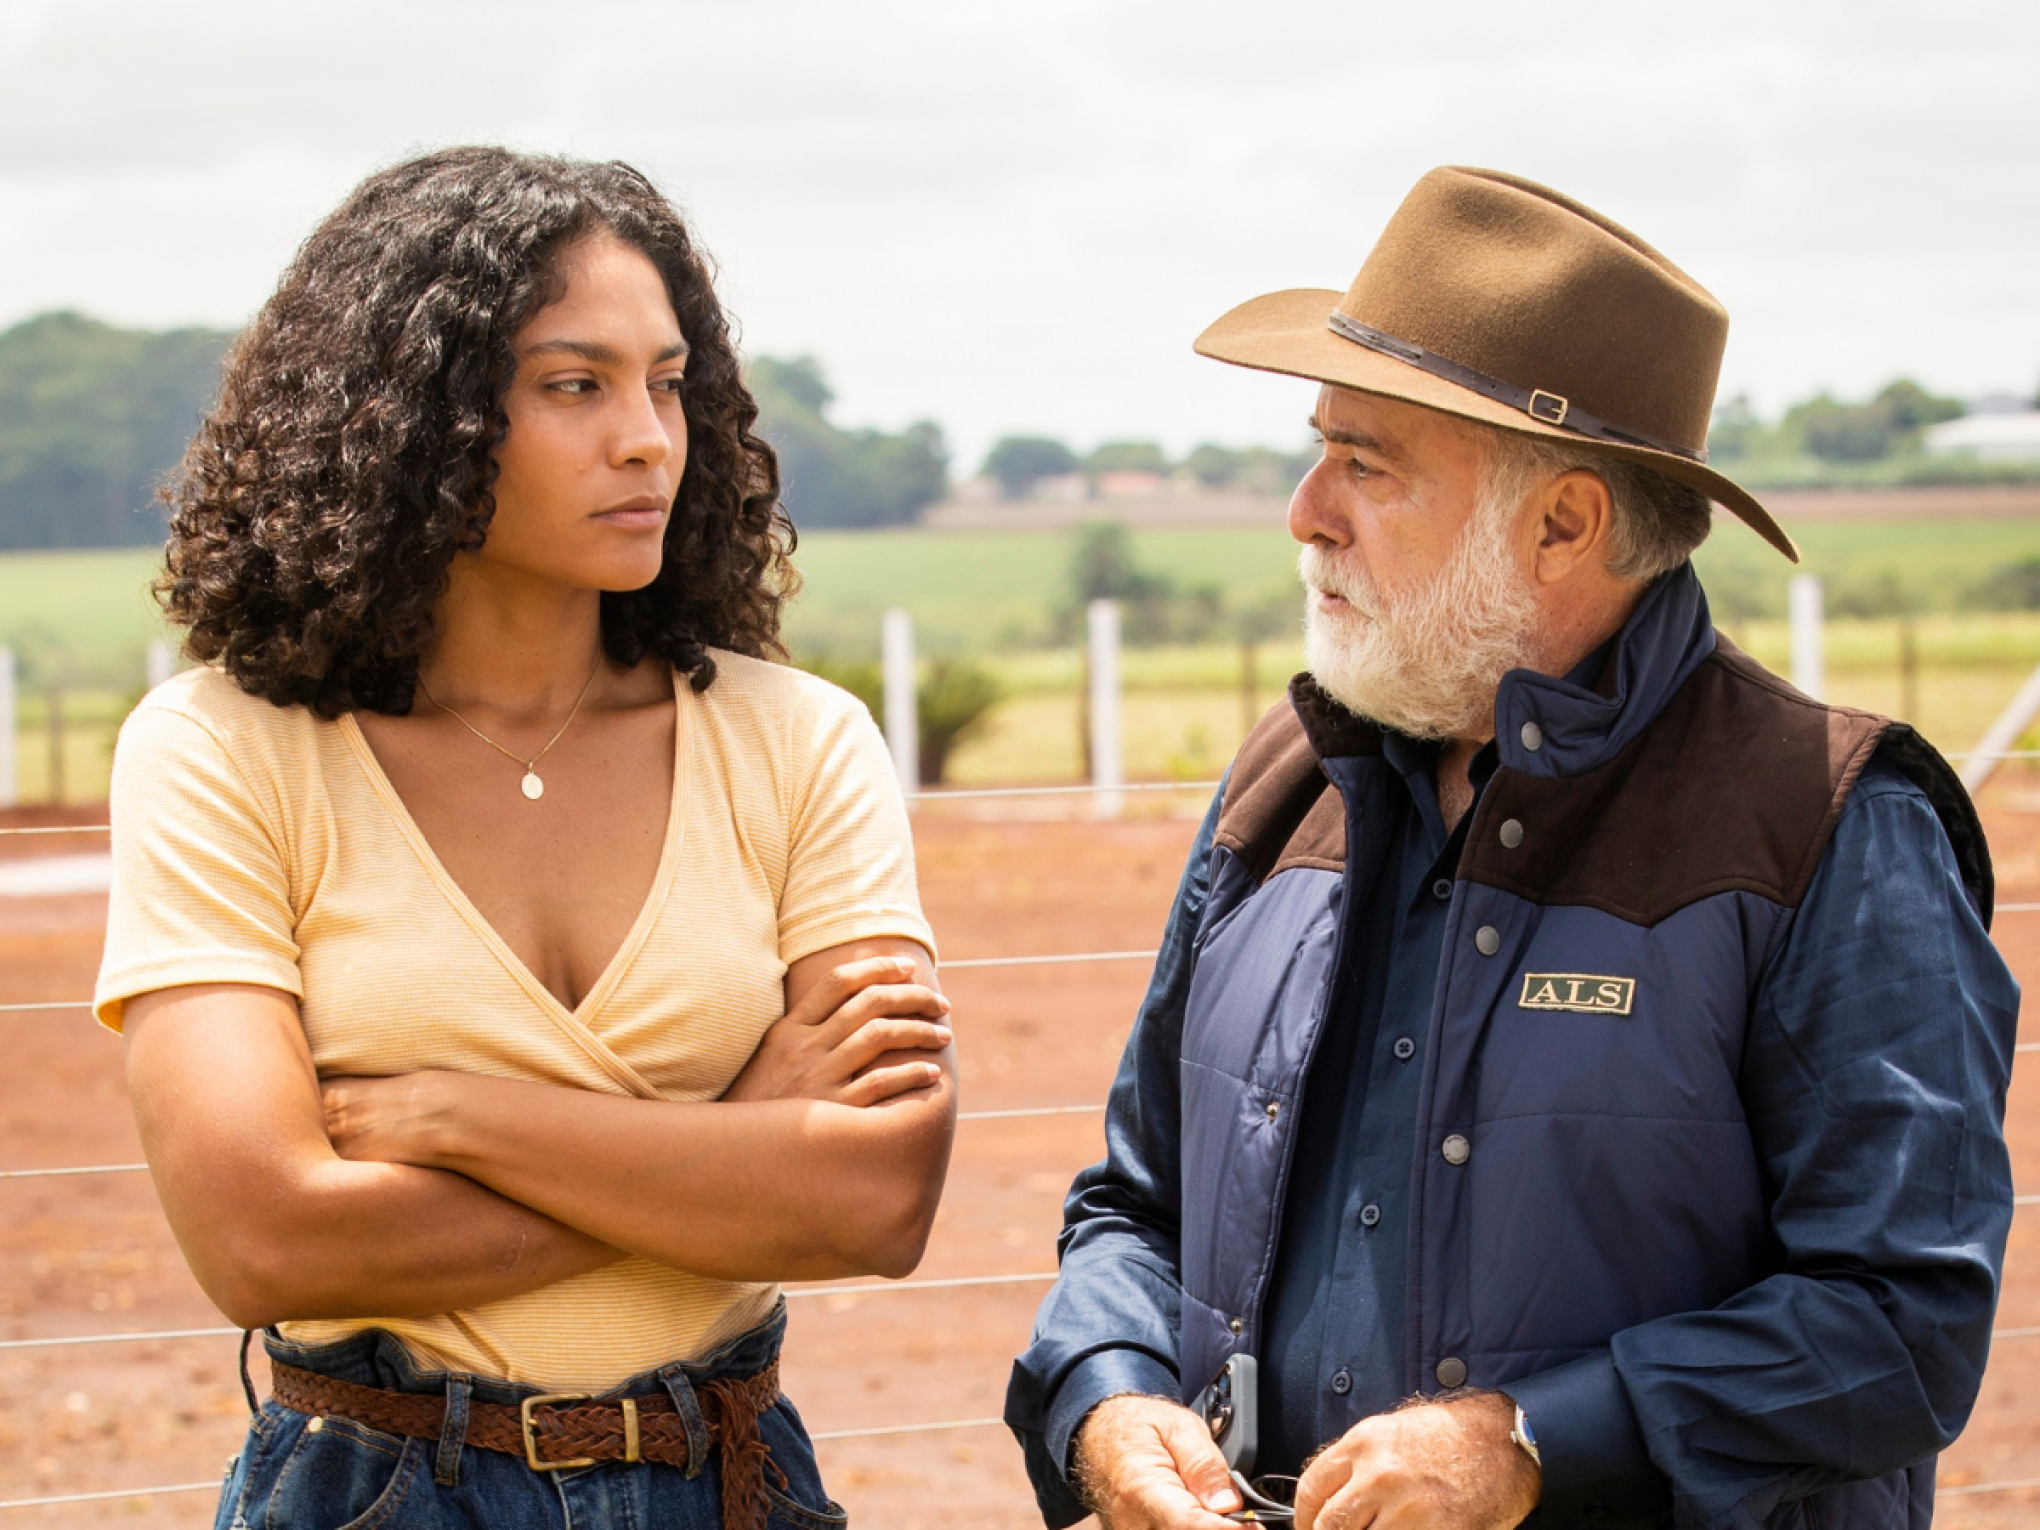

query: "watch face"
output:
1518 1411 1537 1447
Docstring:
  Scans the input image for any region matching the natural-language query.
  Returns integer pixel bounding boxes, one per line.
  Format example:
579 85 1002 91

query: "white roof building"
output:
1924 412 2040 461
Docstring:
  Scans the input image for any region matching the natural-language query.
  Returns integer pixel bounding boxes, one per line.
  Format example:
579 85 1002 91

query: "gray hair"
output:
1477 427 1713 582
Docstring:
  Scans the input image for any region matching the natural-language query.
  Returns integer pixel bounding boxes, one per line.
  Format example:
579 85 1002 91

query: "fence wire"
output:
0 1272 1067 1354
18 1201 2040 1355
1 1103 1110 1180
2 745 2040 838
10 765 2040 1510
14 1443 2040 1512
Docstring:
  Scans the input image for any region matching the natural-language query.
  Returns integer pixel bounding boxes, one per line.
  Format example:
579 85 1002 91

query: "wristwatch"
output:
1510 1403 1542 1469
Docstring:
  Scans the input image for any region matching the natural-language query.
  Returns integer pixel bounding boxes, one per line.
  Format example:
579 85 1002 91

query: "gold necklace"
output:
417 654 604 801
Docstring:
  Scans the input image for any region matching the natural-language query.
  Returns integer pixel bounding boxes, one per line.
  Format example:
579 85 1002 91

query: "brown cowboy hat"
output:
1194 166 1798 562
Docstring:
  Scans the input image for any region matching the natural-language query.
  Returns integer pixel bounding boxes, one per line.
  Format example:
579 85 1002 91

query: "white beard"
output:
1300 500 1539 742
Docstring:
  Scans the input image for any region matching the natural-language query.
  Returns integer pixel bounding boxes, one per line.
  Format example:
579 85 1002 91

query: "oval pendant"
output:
521 770 545 801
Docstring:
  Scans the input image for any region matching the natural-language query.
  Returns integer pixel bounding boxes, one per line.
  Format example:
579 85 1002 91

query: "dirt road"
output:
1 792 2036 1525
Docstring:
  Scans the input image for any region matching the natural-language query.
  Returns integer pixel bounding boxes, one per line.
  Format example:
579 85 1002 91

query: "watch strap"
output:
1510 1402 1542 1469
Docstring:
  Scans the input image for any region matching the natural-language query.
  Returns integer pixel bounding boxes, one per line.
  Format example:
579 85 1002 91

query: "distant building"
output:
1093 469 1168 498
1924 412 2040 462
1030 472 1091 502
1966 392 2033 416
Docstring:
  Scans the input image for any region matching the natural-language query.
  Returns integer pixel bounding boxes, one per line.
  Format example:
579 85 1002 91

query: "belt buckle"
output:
520 1392 597 1472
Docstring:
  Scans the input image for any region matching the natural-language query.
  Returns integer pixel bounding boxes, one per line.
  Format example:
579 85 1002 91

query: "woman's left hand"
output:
322 1072 464 1169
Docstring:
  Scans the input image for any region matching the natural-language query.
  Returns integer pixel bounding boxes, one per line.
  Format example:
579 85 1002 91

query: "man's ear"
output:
1532 469 1614 586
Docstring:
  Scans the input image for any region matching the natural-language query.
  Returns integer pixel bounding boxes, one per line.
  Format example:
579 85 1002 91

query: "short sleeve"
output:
776 686 935 967
94 702 304 1031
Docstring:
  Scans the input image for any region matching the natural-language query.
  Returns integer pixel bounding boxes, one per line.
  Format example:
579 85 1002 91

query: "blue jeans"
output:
214 1304 845 1529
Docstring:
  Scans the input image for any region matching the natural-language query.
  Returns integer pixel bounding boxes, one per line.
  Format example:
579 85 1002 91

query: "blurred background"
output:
3 0 2039 798
4 6 2040 1526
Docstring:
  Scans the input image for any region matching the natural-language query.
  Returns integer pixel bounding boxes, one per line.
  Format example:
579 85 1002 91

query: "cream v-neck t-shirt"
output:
96 653 934 1389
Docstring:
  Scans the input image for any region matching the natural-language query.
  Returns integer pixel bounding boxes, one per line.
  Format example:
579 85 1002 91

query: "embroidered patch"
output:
1518 973 1635 1016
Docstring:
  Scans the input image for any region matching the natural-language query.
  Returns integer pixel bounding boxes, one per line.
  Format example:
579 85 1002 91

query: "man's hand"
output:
1073 1394 1243 1529
724 954 951 1107
1294 1391 1539 1530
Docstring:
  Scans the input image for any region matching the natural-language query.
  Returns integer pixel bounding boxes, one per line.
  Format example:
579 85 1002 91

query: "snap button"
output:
1436 1356 1469 1389
1229 1316 1245 1335
1264 1100 1281 1121
1431 877 1452 901
1441 1134 1471 1165
1393 1036 1416 1062
1474 925 1500 957
1331 1368 1352 1395
1360 1202 1381 1227
1499 818 1524 850
1520 721 1543 752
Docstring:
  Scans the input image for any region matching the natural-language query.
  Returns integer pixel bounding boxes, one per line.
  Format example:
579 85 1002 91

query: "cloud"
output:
1 0 2035 464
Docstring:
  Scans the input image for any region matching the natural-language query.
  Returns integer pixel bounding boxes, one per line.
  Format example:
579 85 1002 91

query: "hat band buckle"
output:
1325 311 1704 465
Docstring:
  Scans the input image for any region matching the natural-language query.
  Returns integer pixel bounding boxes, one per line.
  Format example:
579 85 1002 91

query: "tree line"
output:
3 309 2034 553
978 435 1314 498
0 314 951 551
981 375 2040 500
0 312 233 549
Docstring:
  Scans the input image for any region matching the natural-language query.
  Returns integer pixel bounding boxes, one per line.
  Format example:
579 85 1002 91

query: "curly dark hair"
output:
160 146 796 716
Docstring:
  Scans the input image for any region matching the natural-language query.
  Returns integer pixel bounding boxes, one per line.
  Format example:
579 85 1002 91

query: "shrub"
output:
796 654 1003 786
1970 559 2040 612
982 436 1079 498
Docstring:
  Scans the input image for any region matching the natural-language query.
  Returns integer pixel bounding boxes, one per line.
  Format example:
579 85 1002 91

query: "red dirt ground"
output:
2 790 2038 1526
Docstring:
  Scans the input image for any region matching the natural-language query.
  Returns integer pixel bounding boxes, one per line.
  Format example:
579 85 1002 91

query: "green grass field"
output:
7 512 2040 673
6 510 2040 799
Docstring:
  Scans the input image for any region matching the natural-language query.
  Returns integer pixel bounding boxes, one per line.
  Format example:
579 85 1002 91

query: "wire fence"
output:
2 743 2038 838
7 771 2040 1512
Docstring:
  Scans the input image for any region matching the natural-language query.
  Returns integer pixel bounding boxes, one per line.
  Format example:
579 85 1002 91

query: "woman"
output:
97 148 955 1530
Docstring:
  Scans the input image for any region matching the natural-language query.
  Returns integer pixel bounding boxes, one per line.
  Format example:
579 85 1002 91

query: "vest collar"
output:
1290 670 1387 761
1493 561 1716 779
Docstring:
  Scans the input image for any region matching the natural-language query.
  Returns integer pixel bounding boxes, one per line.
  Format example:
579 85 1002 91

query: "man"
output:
1005 167 2019 1530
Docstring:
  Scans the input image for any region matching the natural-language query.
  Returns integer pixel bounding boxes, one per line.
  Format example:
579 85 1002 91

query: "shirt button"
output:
1436 1356 1469 1389
1474 925 1500 957
1521 721 1543 752
1441 1134 1471 1165
1431 877 1453 901
1360 1202 1381 1227
1393 1036 1416 1062
1331 1369 1352 1395
1499 818 1524 850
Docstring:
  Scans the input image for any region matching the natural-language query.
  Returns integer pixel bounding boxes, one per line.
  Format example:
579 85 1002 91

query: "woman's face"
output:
481 231 689 593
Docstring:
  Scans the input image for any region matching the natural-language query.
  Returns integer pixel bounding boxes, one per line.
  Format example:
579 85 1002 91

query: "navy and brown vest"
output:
1174 569 1987 1528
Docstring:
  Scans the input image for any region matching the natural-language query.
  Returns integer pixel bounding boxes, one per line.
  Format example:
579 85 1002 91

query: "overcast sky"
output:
2 0 2036 469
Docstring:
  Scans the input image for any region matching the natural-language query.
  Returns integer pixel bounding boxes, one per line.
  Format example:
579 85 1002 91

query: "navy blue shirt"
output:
1006 640 2018 1526
1258 728 1497 1470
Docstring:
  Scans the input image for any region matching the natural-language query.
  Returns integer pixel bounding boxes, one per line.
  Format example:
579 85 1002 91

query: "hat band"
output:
1325 311 1706 465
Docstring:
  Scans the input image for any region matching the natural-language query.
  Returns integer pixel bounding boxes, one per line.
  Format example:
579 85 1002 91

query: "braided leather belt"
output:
271 1357 785 1530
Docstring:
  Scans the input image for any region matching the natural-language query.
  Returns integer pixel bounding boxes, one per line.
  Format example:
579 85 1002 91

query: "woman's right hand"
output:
723 954 952 1108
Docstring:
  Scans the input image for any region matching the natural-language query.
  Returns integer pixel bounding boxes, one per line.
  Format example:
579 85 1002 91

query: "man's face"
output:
1292 385 1538 741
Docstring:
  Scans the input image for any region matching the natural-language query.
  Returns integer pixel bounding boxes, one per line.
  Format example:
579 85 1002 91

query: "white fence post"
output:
1087 599 1123 816
882 608 919 800
1960 661 2040 795
1788 574 1824 701
146 639 175 691
0 647 15 809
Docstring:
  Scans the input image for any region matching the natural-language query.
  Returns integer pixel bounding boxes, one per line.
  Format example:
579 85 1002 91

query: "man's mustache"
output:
1298 546 1380 618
